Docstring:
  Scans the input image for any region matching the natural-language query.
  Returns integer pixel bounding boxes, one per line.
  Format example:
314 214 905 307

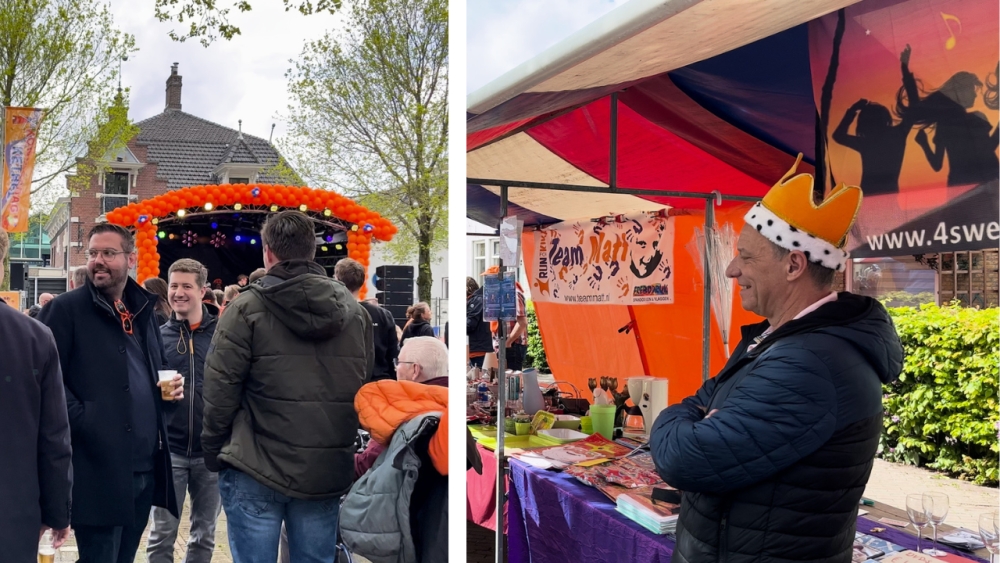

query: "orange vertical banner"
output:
1 107 44 232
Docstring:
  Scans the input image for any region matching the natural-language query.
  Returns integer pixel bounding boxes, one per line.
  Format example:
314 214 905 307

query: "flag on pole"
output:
1 107 44 232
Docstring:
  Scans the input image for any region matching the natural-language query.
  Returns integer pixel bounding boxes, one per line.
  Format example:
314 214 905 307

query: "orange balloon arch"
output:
106 183 396 298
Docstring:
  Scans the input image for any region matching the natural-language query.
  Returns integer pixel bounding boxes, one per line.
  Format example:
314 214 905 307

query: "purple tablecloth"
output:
507 460 988 563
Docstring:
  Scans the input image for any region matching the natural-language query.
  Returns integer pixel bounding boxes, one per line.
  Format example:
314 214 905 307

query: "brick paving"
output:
465 459 1000 562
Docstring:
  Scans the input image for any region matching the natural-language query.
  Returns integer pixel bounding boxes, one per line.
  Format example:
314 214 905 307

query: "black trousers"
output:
505 343 527 371
74 471 155 563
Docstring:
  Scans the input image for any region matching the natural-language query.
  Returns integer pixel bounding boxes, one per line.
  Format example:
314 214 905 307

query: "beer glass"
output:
38 529 55 563
158 370 181 401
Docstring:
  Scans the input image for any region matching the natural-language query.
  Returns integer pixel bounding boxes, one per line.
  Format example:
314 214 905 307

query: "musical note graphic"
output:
941 12 961 50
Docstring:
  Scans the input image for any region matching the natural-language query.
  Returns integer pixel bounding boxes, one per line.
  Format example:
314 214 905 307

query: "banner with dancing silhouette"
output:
530 213 674 305
810 0 998 257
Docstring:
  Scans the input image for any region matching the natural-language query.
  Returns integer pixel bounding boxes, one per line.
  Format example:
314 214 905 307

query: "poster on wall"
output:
531 212 674 305
809 0 999 257
0 291 21 311
1 107 44 233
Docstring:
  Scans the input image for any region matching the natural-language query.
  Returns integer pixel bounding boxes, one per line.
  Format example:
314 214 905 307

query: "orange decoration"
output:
105 184 395 284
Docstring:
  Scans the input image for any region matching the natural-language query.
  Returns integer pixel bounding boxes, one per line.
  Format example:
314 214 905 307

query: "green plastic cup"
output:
515 422 532 436
579 415 593 435
590 405 616 440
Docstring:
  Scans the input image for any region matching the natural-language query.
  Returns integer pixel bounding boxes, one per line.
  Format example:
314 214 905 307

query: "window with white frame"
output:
473 240 487 285
102 171 131 214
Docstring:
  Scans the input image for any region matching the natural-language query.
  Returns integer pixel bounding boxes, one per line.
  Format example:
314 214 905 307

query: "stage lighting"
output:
250 239 257 245
205 202 214 211
234 203 243 211
151 218 159 225
323 209 332 217
299 204 308 212
321 245 328 252
211 222 218 229
235 235 242 242
177 209 187 218
270 204 278 212
335 244 343 250
158 231 166 239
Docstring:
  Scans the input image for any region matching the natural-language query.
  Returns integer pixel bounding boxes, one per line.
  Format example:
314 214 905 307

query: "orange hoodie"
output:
354 380 448 475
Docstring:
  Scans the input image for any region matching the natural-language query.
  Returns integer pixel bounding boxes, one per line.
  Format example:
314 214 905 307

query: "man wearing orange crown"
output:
650 155 903 563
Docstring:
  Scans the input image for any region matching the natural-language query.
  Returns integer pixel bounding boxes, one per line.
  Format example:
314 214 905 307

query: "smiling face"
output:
629 221 665 279
168 271 202 317
726 224 790 319
87 231 136 294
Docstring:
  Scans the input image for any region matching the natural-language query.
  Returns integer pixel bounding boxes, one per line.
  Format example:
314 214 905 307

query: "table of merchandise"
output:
506 459 991 563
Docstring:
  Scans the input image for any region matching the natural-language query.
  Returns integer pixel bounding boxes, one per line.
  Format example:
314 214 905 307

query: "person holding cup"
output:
38 223 181 563
147 258 221 563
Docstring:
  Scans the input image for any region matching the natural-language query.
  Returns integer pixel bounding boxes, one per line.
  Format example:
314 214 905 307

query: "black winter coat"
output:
0 303 72 562
400 319 435 347
360 301 398 381
466 289 493 354
651 293 902 563
160 305 217 457
38 278 178 527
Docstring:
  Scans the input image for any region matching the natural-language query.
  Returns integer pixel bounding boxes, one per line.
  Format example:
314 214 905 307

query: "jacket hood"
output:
164 304 218 333
355 380 448 475
250 260 355 341
752 292 903 384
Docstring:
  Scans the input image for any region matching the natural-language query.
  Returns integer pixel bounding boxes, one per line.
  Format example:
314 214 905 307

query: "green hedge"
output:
880 303 999 486
525 301 549 372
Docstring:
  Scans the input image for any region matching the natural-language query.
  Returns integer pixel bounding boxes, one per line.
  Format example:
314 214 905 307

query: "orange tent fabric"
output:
523 204 763 405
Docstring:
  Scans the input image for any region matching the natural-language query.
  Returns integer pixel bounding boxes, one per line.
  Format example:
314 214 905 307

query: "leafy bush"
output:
880 303 999 486
878 291 936 308
525 301 549 372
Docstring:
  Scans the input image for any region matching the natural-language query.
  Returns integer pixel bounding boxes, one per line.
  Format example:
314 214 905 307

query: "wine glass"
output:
922 492 949 556
906 493 930 553
979 510 999 563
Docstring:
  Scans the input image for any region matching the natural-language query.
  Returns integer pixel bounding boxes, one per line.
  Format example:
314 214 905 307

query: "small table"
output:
506 459 991 563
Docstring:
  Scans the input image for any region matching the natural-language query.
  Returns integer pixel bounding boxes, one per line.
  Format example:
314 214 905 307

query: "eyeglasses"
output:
113 299 133 335
393 359 416 368
87 248 128 261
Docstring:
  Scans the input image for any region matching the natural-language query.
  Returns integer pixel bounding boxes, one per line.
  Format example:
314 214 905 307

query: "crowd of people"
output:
0 210 448 563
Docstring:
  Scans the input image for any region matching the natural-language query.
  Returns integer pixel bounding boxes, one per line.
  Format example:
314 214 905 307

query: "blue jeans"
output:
218 468 341 563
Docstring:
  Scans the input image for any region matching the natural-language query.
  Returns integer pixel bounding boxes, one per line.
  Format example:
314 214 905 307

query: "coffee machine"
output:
625 376 669 437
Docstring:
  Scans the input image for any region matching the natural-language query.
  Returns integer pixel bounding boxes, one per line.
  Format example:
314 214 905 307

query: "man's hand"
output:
39 526 71 548
170 374 184 400
698 405 720 419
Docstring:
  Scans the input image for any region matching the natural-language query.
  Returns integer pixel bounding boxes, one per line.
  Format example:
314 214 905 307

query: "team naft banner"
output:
531 212 674 305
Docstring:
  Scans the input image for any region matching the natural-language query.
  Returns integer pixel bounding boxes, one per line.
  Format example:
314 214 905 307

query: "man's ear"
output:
786 251 810 282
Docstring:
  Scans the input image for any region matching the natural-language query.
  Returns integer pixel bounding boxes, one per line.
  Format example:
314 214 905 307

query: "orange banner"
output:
1 107 44 232
0 291 21 311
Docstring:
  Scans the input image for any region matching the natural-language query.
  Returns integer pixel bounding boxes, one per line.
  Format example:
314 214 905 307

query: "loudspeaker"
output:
375 277 414 292
375 265 414 279
376 291 413 307
382 303 409 321
9 262 26 291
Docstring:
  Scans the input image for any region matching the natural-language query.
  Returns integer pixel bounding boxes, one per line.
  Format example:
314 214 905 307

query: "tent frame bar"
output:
468 177 761 202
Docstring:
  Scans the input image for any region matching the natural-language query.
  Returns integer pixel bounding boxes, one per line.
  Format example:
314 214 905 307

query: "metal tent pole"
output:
495 185 509 563
701 197 714 381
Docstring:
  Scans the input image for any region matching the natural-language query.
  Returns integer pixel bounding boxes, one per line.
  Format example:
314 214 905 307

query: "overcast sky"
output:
111 0 343 143
466 0 629 95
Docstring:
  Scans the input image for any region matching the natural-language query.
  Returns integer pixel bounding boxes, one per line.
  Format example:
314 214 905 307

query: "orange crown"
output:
761 154 862 247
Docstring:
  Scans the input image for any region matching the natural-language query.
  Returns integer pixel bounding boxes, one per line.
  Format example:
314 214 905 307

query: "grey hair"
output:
400 336 448 382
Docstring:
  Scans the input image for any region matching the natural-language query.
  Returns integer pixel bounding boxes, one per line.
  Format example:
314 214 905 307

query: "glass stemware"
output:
922 492 949 556
906 493 930 553
979 510 999 563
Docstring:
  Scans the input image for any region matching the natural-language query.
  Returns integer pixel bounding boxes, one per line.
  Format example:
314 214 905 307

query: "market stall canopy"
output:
467 0 860 226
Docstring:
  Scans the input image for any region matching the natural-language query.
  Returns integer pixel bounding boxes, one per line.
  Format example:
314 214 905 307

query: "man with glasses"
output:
38 223 181 563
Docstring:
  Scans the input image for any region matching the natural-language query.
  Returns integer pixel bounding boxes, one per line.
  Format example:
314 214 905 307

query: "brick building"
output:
46 63 289 282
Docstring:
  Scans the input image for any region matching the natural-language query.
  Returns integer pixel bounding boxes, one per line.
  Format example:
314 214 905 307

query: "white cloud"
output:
466 0 629 94
111 0 345 143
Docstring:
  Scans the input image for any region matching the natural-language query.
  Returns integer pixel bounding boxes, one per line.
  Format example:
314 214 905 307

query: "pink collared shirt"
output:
747 292 838 352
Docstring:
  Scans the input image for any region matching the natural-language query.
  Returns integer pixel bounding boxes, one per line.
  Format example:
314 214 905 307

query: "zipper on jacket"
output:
719 508 730 563
187 326 195 457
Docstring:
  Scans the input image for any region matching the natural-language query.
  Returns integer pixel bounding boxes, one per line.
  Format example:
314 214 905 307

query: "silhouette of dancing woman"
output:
902 59 999 186
832 45 919 195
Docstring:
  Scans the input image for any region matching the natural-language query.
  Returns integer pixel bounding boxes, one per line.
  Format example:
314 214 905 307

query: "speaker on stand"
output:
374 265 415 329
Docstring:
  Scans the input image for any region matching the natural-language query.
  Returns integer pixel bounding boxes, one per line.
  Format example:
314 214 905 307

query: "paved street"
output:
46 458 999 562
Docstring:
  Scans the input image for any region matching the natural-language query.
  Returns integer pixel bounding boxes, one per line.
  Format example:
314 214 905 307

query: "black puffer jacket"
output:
160 305 216 457
201 260 374 499
651 293 903 563
466 289 493 354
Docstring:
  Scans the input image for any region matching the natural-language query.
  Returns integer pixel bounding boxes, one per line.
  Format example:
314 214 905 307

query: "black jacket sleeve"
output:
36 328 72 530
382 309 399 371
37 299 85 429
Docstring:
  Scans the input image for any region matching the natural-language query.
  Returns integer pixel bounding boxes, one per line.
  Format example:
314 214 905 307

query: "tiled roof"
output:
134 111 286 189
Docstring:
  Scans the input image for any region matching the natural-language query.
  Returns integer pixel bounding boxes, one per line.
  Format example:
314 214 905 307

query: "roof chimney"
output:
165 63 182 112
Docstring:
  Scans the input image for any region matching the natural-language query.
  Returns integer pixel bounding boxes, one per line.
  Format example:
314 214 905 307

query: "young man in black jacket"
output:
38 223 181 563
146 258 221 563
0 228 73 561
335 257 399 381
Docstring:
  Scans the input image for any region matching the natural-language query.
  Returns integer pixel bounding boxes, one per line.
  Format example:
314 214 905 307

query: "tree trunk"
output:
2 254 9 291
416 211 433 304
